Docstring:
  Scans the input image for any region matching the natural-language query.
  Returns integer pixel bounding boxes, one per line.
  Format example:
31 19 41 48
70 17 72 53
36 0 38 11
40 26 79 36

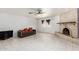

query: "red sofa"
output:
17 27 36 38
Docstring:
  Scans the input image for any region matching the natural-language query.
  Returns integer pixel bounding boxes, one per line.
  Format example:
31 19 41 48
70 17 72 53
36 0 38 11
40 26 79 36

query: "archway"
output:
63 28 70 36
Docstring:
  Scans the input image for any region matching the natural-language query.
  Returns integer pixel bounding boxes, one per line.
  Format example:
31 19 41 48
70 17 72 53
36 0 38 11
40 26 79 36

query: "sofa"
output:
17 27 36 38
0 30 13 40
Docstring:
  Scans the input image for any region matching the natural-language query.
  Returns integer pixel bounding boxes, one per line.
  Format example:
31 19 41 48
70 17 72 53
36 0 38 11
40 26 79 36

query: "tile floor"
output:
0 33 79 51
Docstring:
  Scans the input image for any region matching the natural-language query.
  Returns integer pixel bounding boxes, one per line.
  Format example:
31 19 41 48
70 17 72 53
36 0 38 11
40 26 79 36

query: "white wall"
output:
37 16 60 34
0 13 37 38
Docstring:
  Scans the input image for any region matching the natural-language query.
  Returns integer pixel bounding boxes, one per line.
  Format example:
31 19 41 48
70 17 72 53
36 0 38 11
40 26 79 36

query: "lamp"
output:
46 19 51 25
41 20 44 24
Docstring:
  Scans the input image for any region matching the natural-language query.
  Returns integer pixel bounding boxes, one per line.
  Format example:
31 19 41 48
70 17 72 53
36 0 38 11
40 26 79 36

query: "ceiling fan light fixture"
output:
28 8 44 15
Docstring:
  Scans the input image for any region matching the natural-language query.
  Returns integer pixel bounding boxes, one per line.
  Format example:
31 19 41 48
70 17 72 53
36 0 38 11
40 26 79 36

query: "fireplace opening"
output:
63 28 70 36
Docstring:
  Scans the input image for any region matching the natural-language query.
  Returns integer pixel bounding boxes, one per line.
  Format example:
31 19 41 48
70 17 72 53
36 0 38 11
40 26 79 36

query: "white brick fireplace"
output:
57 8 78 38
58 22 77 38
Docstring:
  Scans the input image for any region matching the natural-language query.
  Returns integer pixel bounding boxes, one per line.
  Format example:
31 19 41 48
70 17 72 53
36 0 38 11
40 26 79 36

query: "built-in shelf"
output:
57 21 76 24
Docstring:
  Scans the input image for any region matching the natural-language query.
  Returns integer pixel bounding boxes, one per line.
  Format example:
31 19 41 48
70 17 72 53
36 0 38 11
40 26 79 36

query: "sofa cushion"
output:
28 27 32 32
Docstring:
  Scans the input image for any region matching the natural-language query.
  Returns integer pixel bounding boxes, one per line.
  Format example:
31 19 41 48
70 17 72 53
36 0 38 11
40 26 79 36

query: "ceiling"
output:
0 8 75 18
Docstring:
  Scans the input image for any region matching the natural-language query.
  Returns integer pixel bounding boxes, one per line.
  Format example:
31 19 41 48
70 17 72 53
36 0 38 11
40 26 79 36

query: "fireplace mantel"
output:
57 21 76 24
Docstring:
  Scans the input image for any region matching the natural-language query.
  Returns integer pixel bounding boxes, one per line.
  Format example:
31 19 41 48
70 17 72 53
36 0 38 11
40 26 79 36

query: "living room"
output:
0 8 79 51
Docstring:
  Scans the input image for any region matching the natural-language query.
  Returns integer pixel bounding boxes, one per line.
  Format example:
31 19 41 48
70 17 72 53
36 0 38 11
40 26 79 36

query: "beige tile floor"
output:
0 33 79 51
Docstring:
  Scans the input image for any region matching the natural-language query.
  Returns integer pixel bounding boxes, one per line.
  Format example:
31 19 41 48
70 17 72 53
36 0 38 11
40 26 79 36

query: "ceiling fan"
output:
28 8 44 15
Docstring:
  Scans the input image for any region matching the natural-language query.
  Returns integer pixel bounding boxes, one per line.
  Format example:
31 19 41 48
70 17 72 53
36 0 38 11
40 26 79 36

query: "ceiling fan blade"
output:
28 8 44 15
29 12 33 14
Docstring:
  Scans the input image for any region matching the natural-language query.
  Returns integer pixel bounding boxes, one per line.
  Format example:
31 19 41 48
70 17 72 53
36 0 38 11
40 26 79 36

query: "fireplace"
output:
63 28 70 36
57 21 77 38
57 9 78 38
